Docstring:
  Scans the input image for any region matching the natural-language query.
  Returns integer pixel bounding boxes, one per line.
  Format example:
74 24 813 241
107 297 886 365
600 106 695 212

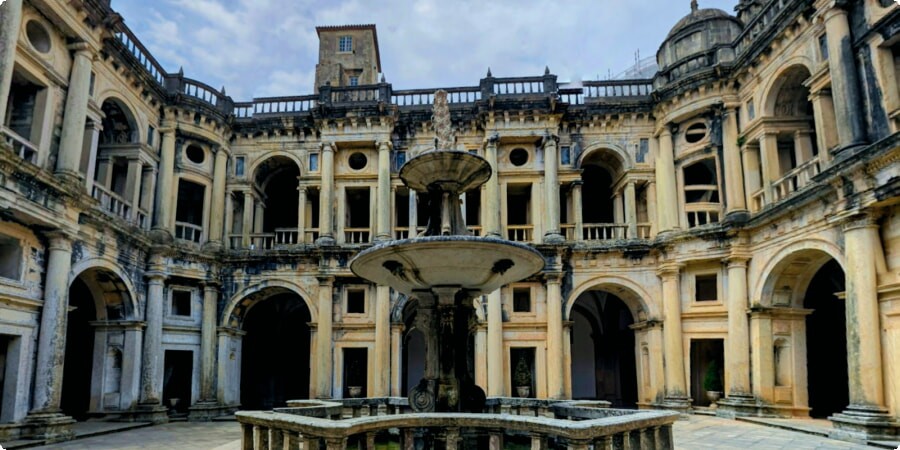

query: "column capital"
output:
541 133 559 148
317 275 335 286
158 125 176 135
724 255 750 268
200 280 221 291
377 140 392 151
67 41 93 57
570 179 583 187
44 232 74 251
145 272 167 283
840 211 880 231
544 272 563 283
484 133 500 146
657 263 683 278
321 142 336 152
822 1 850 21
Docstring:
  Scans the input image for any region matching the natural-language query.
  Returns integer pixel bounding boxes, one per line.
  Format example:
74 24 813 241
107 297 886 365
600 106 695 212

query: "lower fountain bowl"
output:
349 236 545 296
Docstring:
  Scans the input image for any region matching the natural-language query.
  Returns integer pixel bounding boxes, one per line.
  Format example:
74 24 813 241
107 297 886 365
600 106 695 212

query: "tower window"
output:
339 36 353 52
349 76 359 86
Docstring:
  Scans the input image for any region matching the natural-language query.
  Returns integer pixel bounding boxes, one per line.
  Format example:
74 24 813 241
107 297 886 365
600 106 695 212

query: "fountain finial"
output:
691 0 699 12
433 90 453 150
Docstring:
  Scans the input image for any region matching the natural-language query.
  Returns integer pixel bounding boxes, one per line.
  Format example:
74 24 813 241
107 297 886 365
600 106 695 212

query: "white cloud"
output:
114 0 738 99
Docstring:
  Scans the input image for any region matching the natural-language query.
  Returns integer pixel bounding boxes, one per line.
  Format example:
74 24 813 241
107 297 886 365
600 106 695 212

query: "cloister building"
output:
0 0 898 443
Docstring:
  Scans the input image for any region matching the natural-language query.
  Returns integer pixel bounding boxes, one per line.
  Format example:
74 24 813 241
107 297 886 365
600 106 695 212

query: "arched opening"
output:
401 299 425 396
570 290 638 407
579 149 627 240
240 292 311 410
803 259 847 418
100 99 136 145
254 156 300 233
61 267 134 421
94 99 139 206
682 158 721 227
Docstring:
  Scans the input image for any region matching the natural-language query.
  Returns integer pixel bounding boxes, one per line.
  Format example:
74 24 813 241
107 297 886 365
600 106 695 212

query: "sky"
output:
110 0 738 100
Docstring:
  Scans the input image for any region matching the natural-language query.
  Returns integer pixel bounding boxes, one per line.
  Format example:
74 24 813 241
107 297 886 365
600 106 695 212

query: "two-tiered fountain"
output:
350 90 545 413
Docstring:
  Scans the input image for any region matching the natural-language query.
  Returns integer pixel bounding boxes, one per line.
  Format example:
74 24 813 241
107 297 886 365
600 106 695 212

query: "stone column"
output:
758 132 779 203
0 0 23 126
125 158 144 217
373 285 391 397
55 44 94 181
486 289 503 397
824 5 866 149
832 214 896 438
207 147 229 247
572 181 583 241
241 192 253 248
297 186 307 243
30 234 73 415
624 180 638 239
646 181 657 237
543 135 563 242
376 141 392 242
546 274 565 399
483 135 502 238
316 143 336 245
199 283 218 402
724 256 752 401
391 324 402 397
722 106 747 217
137 261 168 422
659 264 690 410
315 277 334 398
408 191 418 237
253 200 264 233
655 129 679 233
83 122 101 195
810 90 838 164
152 127 177 238
741 144 762 209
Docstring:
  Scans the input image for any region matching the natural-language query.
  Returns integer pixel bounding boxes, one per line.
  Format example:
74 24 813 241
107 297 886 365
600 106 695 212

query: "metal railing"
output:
0 126 38 164
772 158 820 202
175 222 203 243
91 184 132 222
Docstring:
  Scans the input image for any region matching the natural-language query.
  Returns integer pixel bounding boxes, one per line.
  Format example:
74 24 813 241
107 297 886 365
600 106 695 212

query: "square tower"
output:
314 25 382 92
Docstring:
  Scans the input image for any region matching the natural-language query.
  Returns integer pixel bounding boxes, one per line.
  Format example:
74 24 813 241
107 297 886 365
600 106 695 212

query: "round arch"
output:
222 280 316 327
753 238 846 307
249 153 303 189
760 58 816 118
577 143 632 175
97 95 140 144
69 259 140 320
566 276 655 321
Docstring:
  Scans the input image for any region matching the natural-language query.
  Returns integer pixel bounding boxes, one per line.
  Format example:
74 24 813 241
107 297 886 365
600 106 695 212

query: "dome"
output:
666 4 734 39
656 0 743 81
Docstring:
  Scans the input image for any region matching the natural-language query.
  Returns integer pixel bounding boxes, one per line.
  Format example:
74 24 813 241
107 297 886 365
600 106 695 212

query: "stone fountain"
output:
349 90 545 413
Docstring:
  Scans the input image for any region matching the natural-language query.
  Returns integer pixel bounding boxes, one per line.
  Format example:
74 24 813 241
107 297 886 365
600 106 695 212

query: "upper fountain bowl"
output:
399 150 491 194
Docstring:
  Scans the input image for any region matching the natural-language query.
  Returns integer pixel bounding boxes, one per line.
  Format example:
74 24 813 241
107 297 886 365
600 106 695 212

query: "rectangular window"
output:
0 234 23 281
695 274 718 302
818 34 829 61
339 36 353 52
235 156 245 177
560 146 571 165
512 287 531 313
637 139 649 163
747 101 756 120
171 290 192 316
395 150 406 170
308 153 319 172
89 72 96 97
347 288 366 314
147 126 155 147
349 76 359 86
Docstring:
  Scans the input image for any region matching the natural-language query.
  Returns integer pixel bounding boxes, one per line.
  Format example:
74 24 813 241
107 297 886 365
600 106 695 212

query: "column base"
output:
660 396 692 415
715 395 784 418
543 232 565 244
315 235 336 246
149 228 174 244
187 401 237 421
374 233 393 243
54 169 83 187
723 210 750 224
202 240 224 252
23 412 76 443
133 403 170 424
830 405 898 442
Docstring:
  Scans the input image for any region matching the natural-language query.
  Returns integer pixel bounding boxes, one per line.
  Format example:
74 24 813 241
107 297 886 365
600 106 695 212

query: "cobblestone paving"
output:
21 414 880 449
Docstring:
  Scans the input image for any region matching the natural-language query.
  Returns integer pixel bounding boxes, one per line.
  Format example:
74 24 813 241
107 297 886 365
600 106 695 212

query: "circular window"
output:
349 152 368 170
26 21 51 54
685 123 708 144
185 145 205 164
509 148 529 167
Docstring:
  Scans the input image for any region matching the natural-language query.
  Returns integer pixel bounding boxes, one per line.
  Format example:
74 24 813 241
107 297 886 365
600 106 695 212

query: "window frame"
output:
0 233 25 284
168 287 195 318
338 35 353 53
510 284 535 316
693 272 720 303
344 285 368 316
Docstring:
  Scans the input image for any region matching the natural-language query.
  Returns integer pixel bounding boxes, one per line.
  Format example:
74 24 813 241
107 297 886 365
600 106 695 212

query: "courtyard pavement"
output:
19 415 884 449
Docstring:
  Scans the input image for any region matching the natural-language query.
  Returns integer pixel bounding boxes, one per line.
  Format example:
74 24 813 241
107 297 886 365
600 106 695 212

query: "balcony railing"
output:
392 87 481 106
175 222 203 243
467 225 482 236
113 27 166 85
685 203 721 228
183 79 220 106
394 227 411 240
305 228 320 243
274 228 300 246
506 225 533 242
91 184 132 223
751 188 766 212
772 158 820 202
234 95 318 119
492 77 546 95
583 80 653 98
237 398 677 450
330 86 381 104
344 228 371 244
561 223 576 240
583 223 627 241
0 126 38 164
637 223 652 239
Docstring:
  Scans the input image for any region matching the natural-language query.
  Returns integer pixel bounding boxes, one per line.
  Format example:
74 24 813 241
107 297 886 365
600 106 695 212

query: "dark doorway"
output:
403 328 426 396
162 350 193 414
241 293 311 410
804 260 848 418
0 335 8 420
690 339 725 407
570 291 637 407
581 165 614 224
61 278 97 421
343 348 368 398
261 163 300 232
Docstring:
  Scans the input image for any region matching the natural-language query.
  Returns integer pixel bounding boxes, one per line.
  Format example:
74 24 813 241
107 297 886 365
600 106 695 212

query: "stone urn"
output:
348 386 363 398
516 386 531 398
706 391 722 407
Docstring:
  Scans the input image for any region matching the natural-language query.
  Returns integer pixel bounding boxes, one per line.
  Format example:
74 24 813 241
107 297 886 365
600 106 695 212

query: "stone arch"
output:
221 280 316 327
753 238 845 307
69 259 139 320
577 143 632 175
250 153 303 190
98 96 140 144
566 276 655 321
761 59 816 118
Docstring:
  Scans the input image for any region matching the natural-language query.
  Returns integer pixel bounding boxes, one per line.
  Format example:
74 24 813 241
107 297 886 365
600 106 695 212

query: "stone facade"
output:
0 0 897 444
